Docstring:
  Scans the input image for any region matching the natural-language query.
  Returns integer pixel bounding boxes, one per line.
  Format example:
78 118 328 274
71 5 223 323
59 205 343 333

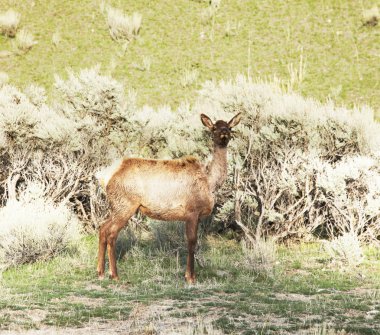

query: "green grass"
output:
0 0 379 118
1 236 380 334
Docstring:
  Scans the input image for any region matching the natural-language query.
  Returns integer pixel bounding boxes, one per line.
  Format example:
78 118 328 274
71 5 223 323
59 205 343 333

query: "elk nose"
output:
220 131 230 139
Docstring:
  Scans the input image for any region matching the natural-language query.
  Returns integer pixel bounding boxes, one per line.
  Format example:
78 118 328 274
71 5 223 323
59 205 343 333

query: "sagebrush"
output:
0 182 81 269
1 68 379 251
197 76 380 241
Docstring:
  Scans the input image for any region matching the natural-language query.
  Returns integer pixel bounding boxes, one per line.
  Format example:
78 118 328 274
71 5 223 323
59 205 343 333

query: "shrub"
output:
0 9 20 38
2 68 379 244
197 76 380 241
0 84 74 150
86 72 380 243
0 182 81 270
0 83 109 231
362 6 379 27
106 6 142 41
54 66 130 153
316 156 380 241
1 68 199 233
54 66 126 120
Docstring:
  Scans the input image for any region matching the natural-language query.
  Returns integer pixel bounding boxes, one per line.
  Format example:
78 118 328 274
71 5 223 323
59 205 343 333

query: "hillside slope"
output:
0 0 379 115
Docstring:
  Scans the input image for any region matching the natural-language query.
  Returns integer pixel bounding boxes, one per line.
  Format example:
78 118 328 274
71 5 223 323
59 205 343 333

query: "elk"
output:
96 112 241 283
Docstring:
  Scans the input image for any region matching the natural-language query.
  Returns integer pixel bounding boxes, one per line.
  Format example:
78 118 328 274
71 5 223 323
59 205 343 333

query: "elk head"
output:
200 113 242 147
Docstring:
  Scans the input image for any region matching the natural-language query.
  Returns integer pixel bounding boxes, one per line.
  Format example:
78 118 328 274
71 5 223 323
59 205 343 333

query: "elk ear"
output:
228 112 242 128
200 114 214 129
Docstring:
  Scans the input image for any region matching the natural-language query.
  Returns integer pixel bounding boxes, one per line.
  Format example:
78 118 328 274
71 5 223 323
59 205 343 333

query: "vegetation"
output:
0 66 378 333
0 8 20 38
0 0 379 333
0 0 379 117
15 28 37 52
104 5 142 41
0 181 81 270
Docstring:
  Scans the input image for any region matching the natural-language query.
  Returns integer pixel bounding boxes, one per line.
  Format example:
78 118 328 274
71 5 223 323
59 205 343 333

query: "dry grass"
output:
308 323 348 335
0 300 223 335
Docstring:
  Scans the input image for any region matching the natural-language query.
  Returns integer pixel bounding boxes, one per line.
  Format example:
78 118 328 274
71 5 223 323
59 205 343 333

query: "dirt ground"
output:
0 300 223 335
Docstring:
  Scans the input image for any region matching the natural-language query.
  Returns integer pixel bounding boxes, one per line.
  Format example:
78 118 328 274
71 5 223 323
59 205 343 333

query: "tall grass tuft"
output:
224 20 241 37
151 221 186 253
106 6 142 41
180 68 199 87
15 29 37 52
52 31 61 47
286 48 306 91
201 0 221 24
0 9 20 38
241 237 277 278
309 323 347 335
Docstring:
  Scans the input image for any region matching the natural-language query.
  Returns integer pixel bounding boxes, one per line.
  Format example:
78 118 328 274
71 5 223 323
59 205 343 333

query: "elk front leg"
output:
185 215 199 284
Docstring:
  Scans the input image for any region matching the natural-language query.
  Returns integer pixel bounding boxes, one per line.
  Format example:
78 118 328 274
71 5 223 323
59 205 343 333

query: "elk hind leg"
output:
97 217 113 280
107 206 138 280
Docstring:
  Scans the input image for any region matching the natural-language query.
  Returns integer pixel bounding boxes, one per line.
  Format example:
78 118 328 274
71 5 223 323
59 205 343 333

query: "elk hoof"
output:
97 271 105 280
109 274 120 281
185 273 196 284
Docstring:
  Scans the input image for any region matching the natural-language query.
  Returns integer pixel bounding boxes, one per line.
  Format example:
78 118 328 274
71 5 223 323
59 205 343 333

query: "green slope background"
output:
0 0 379 117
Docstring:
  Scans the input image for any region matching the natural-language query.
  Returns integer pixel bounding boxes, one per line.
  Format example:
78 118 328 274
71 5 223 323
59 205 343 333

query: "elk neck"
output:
207 144 228 193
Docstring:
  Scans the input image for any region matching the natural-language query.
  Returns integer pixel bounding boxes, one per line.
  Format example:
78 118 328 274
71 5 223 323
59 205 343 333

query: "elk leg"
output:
106 207 138 280
97 217 113 279
185 215 199 284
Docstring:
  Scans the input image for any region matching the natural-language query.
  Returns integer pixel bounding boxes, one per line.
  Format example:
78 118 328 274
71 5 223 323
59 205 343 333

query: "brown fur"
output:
97 113 241 283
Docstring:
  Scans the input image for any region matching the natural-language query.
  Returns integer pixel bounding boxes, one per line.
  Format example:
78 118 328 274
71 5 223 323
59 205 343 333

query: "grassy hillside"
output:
0 0 379 117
